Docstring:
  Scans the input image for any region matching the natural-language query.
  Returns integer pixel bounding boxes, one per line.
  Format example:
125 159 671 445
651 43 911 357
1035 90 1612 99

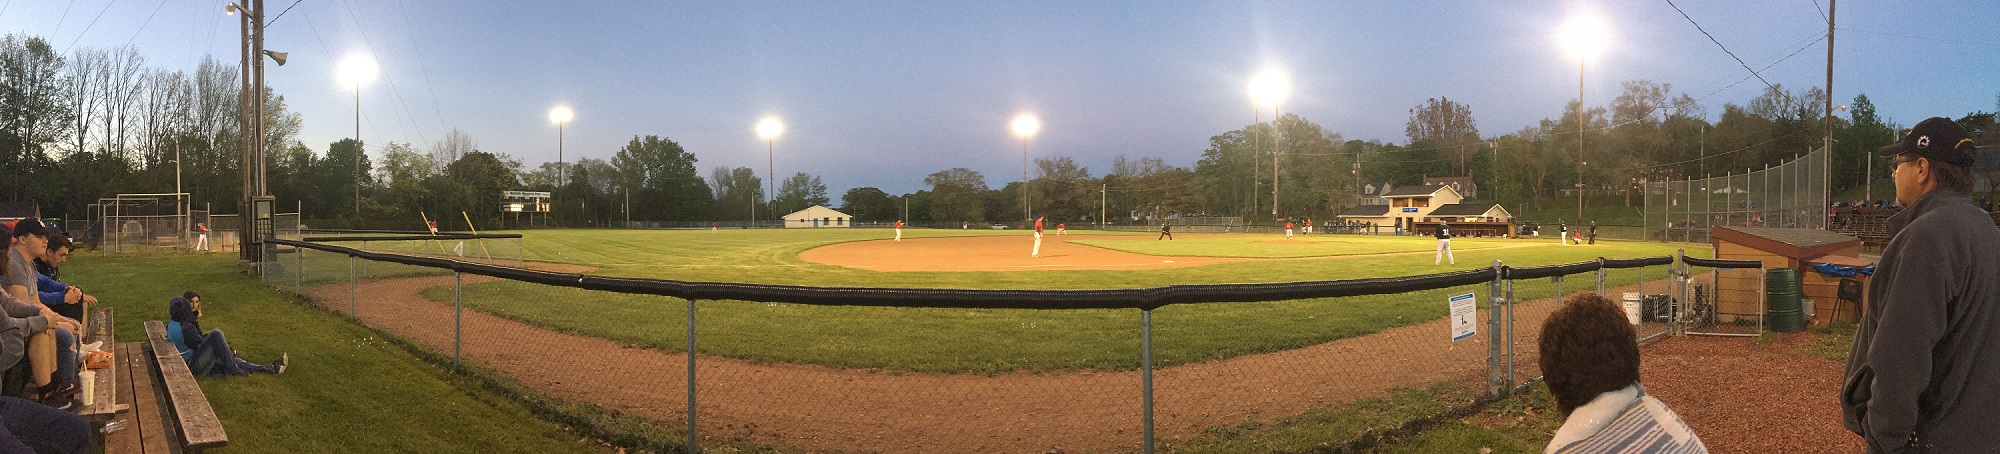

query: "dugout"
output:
1710 226 1867 326
1410 202 1515 237
783 205 852 228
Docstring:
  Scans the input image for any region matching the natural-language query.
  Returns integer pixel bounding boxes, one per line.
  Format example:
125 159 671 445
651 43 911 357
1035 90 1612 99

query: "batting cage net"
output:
262 239 1760 453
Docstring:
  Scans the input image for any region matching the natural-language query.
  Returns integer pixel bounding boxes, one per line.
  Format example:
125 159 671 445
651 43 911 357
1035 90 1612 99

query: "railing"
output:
261 237 1759 453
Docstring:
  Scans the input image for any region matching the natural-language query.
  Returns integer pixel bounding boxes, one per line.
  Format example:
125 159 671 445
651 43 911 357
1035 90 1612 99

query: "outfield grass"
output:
390 228 1707 373
67 253 610 453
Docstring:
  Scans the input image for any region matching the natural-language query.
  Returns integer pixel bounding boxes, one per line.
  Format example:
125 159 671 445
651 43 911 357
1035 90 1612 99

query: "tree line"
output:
7 32 1996 230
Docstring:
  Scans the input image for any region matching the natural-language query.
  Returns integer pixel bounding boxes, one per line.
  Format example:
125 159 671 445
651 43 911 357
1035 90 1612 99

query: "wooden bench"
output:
105 321 228 453
78 307 123 418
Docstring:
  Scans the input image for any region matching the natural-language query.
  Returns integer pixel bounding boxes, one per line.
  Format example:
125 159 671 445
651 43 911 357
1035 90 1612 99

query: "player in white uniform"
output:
1031 217 1045 258
894 220 903 242
1434 222 1455 265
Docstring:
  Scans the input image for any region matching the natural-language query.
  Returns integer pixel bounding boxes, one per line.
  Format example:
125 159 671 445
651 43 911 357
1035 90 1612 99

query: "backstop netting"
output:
1644 146 1830 244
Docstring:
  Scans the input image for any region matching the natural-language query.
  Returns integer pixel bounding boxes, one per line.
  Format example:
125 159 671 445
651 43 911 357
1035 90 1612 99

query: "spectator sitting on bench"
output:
167 292 286 376
0 395 91 453
0 219 80 409
32 232 93 328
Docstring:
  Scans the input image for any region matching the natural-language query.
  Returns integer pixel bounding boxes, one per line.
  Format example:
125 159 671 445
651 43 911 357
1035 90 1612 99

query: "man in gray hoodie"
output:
1841 117 2000 453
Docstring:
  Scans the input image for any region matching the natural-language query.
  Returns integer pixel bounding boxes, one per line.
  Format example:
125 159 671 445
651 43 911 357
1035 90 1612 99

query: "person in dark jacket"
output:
1841 117 2000 453
166 292 286 376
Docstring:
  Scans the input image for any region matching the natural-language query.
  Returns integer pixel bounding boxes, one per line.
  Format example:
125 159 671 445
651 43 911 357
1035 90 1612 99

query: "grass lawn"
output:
385 228 1708 374
66 253 610 453
1170 381 1561 453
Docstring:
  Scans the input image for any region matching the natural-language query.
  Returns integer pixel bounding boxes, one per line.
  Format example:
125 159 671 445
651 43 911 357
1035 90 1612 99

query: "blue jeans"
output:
0 396 90 454
52 329 74 388
187 330 274 376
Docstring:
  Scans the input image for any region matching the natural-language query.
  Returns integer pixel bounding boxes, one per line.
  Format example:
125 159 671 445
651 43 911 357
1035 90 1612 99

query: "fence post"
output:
1595 258 1607 296
295 246 304 295
348 254 357 320
453 271 462 369
1141 309 1155 454
687 298 699 454
1674 249 1685 336
1487 260 1505 398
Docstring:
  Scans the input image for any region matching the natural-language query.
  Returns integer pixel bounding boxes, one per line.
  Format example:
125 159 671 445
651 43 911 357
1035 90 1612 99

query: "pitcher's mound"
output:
800 235 1245 272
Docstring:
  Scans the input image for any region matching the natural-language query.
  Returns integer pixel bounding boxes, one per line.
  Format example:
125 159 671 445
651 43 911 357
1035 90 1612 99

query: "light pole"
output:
757 116 785 222
1250 69 1290 219
1559 14 1609 222
548 106 574 187
227 0 284 263
1012 114 1041 226
337 54 378 217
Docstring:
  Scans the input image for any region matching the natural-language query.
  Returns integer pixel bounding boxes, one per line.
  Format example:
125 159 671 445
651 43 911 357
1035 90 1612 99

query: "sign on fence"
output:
1449 292 1476 341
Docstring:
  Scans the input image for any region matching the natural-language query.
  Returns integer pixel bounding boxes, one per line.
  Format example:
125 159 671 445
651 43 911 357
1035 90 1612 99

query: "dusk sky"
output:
7 1 1997 197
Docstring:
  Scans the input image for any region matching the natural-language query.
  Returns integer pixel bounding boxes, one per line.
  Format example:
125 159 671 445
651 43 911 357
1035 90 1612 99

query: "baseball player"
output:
1434 221 1455 265
1587 221 1598 245
1285 220 1295 240
1158 222 1173 240
1559 222 1569 246
1032 216 1045 258
195 223 210 252
894 220 903 242
1057 222 1066 236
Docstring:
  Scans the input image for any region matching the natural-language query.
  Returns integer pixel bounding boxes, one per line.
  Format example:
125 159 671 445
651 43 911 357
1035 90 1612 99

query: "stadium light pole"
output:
548 106 574 188
1012 114 1041 227
1250 69 1291 219
337 54 379 217
1559 13 1609 223
757 116 785 222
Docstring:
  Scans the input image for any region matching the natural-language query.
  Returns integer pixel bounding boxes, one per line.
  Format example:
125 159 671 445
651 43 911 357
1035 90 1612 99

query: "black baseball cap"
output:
9 218 48 238
1877 117 1977 167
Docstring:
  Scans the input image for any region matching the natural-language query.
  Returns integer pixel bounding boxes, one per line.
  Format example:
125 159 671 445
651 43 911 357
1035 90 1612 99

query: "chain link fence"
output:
1645 146 1830 244
262 239 1760 453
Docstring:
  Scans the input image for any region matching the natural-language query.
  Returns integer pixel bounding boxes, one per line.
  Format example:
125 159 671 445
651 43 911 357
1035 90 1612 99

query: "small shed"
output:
782 205 853 228
1710 226 1867 326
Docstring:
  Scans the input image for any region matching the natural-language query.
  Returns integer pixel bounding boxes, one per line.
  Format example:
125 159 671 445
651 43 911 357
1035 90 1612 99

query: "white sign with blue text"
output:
1449 293 1476 341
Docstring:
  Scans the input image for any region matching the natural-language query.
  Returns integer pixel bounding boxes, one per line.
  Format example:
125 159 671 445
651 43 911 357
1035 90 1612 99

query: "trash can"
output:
1767 268 1806 333
1621 292 1643 325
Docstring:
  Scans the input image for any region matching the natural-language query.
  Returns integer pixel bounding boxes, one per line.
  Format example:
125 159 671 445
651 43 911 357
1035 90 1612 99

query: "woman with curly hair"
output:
1539 292 1705 453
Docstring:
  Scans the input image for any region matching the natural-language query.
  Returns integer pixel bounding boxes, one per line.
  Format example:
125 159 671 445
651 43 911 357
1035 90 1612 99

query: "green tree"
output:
708 166 760 221
775 172 829 214
1031 156 1093 223
1405 97 1481 176
839 187 897 222
611 135 711 221
445 151 518 228
924 168 988 225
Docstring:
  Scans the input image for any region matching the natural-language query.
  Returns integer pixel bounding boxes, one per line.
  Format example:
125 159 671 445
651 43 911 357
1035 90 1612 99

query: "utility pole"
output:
1100 183 1106 229
1823 0 1836 229
176 142 184 250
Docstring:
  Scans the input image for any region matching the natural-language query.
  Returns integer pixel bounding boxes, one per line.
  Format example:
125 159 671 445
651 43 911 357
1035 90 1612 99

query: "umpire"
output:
1841 117 2000 453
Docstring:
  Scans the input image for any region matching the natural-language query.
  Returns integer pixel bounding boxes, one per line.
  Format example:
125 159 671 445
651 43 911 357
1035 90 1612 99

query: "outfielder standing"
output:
1032 216 1045 258
1434 222 1455 265
1285 220 1295 240
894 220 903 242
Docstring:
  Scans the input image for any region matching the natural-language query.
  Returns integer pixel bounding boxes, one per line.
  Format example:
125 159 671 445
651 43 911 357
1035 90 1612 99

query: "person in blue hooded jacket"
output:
166 292 286 376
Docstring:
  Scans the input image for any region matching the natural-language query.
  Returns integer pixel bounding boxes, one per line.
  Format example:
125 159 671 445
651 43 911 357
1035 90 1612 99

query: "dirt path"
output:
306 268 1683 453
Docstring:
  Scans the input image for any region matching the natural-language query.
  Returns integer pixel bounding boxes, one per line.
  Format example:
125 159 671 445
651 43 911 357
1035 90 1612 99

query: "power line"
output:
1661 0 1780 96
1837 27 2000 48
266 0 307 26
123 0 172 48
396 0 451 138
62 0 119 54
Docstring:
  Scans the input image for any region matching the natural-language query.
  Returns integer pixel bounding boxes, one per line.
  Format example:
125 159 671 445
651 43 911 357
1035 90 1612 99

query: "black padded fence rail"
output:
1600 256 1675 269
272 239 1506 310
301 229 451 235
1682 257 1764 269
302 234 524 242
1502 261 1602 280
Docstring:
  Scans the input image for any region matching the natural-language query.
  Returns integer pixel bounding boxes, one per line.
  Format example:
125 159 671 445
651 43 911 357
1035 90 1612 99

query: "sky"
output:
5 1 1997 198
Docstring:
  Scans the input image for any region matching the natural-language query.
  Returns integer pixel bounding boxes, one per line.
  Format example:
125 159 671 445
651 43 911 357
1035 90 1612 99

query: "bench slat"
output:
142 321 228 451
79 307 119 417
119 341 170 454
